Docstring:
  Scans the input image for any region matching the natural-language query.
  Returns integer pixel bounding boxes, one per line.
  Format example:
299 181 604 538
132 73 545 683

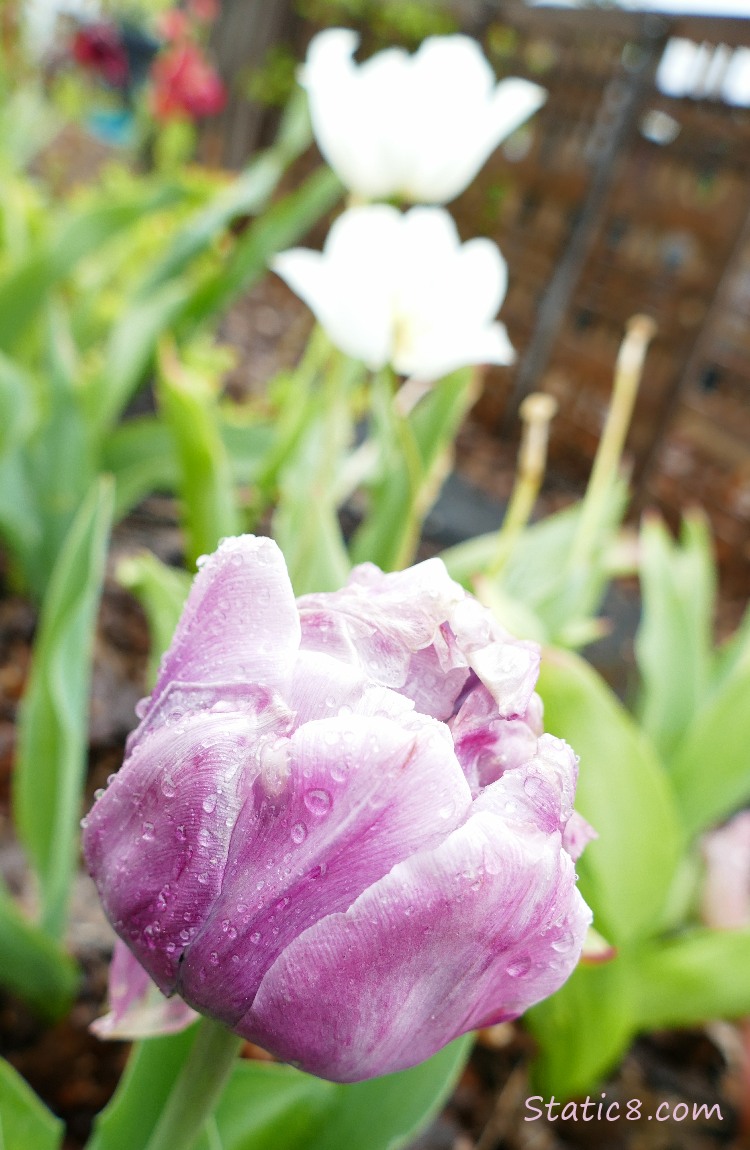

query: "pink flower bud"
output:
84 537 592 1082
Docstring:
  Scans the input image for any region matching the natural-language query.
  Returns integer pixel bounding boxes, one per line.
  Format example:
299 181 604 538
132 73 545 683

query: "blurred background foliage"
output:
1 1 750 1148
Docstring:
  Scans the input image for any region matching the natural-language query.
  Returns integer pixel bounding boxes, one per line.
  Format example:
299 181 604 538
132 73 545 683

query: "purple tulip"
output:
84 536 592 1082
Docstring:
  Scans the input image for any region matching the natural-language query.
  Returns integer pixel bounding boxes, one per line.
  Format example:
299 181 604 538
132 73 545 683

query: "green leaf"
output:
94 280 191 435
0 351 33 453
0 1057 64 1150
537 647 683 945
351 368 478 571
87 1028 199 1150
22 303 97 599
181 168 343 327
135 87 312 298
526 956 635 1100
669 645 750 837
0 880 78 1018
117 551 192 686
194 1062 335 1150
156 342 240 568
636 929 750 1030
103 417 181 520
634 512 715 761
441 483 628 647
13 477 114 938
305 1036 473 1150
712 600 750 694
0 187 182 352
273 413 351 596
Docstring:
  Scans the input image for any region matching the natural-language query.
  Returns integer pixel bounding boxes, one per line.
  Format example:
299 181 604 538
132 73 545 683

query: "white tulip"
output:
301 29 546 204
272 204 515 381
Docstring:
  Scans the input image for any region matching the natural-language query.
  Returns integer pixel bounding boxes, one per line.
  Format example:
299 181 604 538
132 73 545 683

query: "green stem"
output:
379 368 424 569
143 1018 243 1150
568 314 656 570
490 392 557 577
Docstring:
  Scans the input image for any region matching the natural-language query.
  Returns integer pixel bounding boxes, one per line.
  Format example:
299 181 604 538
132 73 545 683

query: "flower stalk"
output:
569 313 657 570
490 392 558 576
143 1019 243 1150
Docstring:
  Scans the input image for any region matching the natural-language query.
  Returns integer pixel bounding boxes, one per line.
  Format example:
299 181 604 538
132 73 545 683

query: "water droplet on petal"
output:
202 794 217 814
209 951 219 966
291 822 307 844
507 957 531 978
249 931 261 944
142 821 155 841
304 788 331 816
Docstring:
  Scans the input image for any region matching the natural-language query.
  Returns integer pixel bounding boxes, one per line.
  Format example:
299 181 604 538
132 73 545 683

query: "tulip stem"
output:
568 314 656 570
143 1019 244 1150
489 392 558 577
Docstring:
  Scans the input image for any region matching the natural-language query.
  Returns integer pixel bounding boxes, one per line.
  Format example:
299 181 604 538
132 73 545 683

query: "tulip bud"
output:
302 30 546 205
85 536 592 1082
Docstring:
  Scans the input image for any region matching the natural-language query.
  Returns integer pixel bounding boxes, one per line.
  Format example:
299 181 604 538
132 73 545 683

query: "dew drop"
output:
523 775 545 800
249 931 261 944
304 788 332 816
202 794 217 814
209 951 219 966
161 775 176 799
507 957 530 979
197 872 210 885
94 788 105 801
291 822 307 845
142 821 155 842
176 824 187 842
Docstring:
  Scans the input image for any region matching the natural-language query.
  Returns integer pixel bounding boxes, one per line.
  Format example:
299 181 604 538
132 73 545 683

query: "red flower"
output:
151 42 226 120
156 10 191 42
72 23 129 88
188 0 220 23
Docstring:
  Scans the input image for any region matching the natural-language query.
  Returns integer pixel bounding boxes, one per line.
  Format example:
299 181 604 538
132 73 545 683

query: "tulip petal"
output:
145 536 300 726
302 30 409 200
298 558 464 689
84 694 292 994
450 682 541 793
92 940 198 1039
244 807 590 1081
448 597 540 717
273 207 399 370
701 811 750 929
177 701 472 1027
